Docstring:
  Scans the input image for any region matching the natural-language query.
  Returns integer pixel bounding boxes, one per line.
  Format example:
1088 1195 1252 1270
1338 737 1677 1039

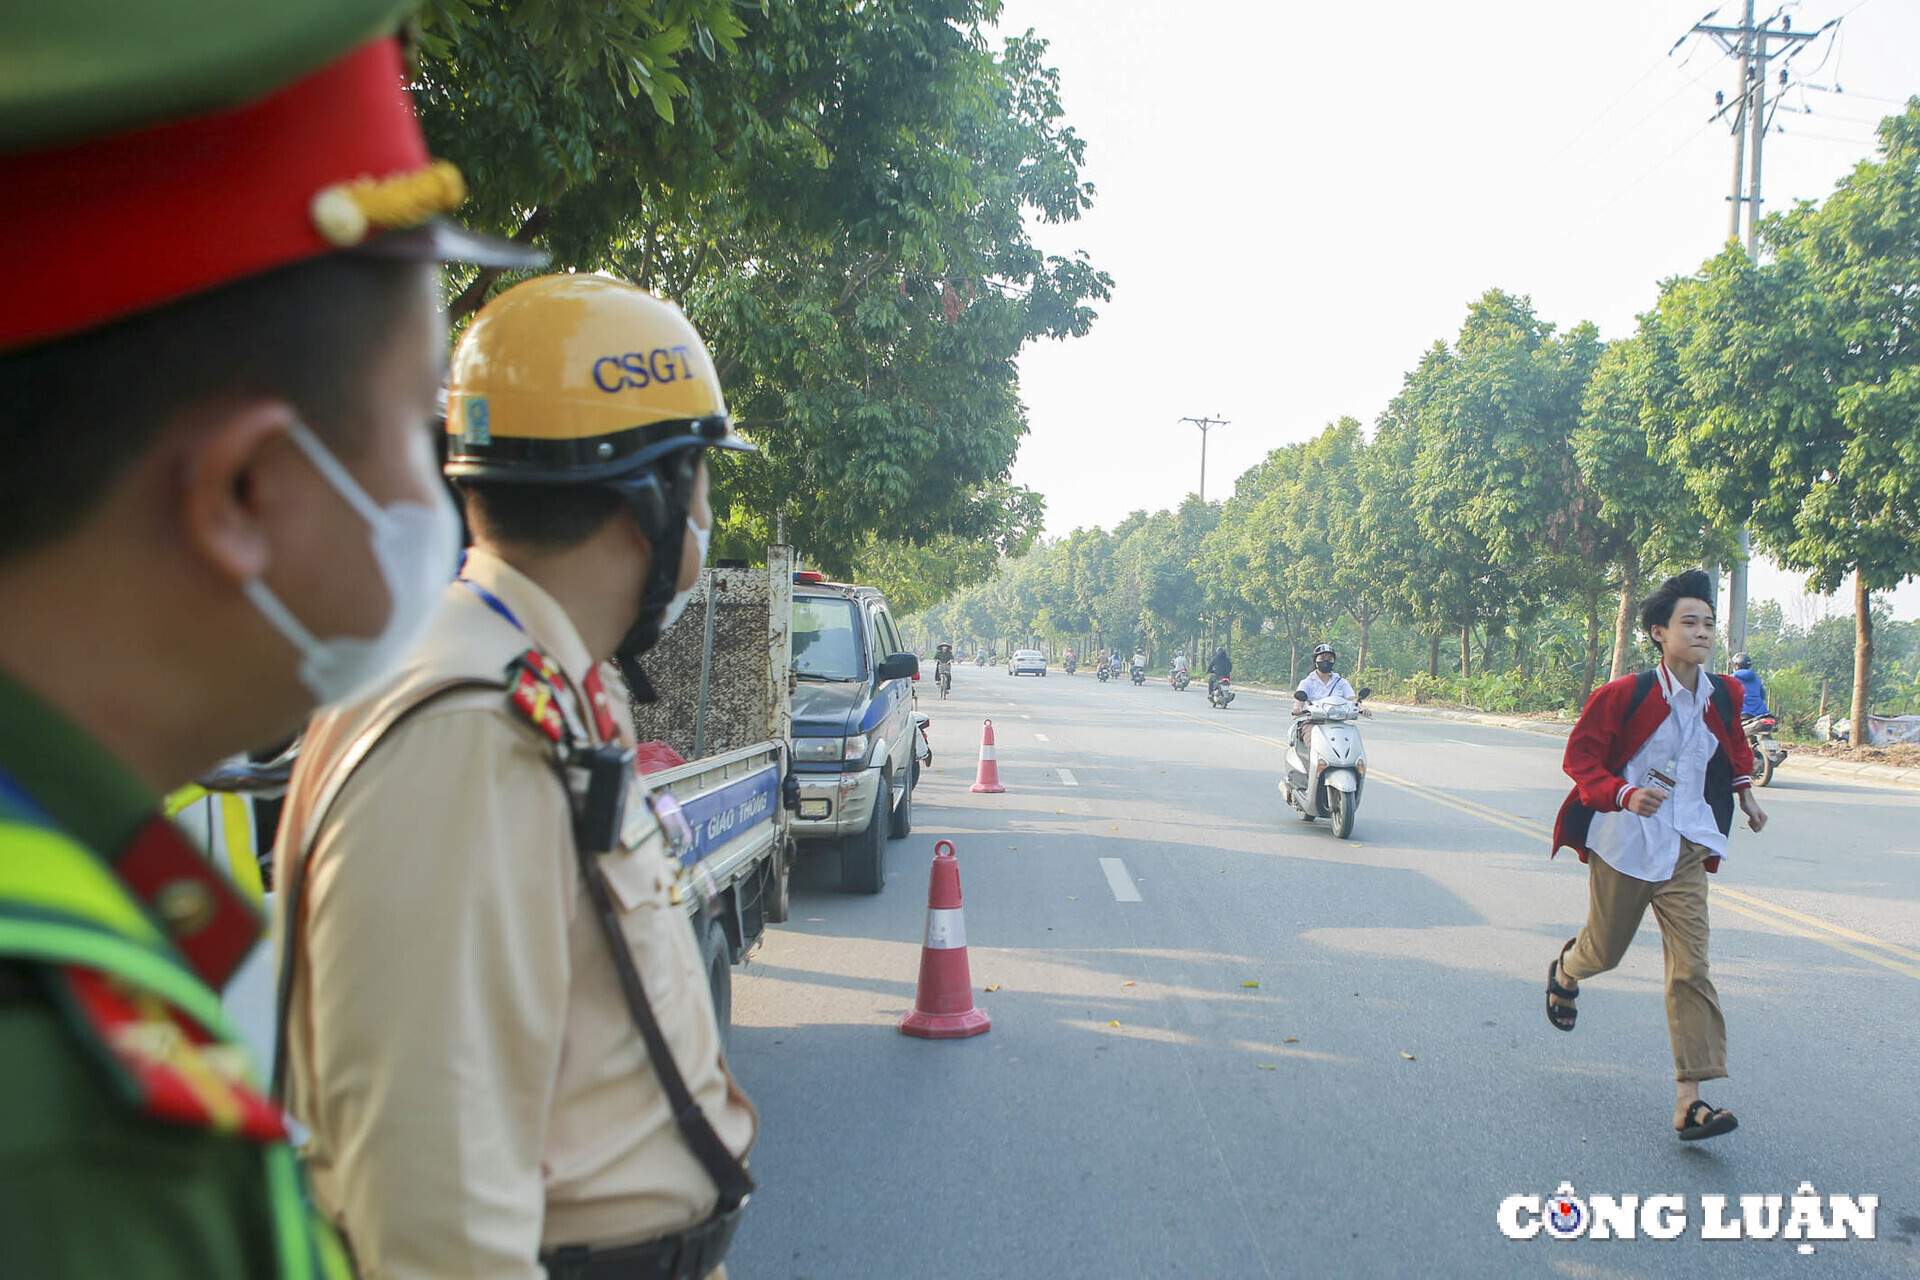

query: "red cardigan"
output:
1552 668 1756 874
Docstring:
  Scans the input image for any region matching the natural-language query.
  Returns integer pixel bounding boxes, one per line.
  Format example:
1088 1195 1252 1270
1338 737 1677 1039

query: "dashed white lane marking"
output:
1035 733 1051 742
1099 857 1143 902
1056 768 1079 787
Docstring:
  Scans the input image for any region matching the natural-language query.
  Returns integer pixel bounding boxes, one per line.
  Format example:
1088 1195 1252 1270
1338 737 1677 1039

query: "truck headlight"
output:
793 737 841 764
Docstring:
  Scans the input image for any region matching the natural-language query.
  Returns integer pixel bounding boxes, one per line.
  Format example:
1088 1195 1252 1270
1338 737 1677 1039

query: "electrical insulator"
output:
1715 90 1725 106
1779 69 1787 86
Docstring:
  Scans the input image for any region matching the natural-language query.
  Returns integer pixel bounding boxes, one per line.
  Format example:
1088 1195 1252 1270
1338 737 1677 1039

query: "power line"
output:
1802 84 1910 105
1590 119 1721 218
1537 52 1677 170
1784 130 1883 144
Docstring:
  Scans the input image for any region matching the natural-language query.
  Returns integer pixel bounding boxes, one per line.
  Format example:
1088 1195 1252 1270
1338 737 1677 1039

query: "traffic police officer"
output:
275 275 758 1280
0 4 537 1274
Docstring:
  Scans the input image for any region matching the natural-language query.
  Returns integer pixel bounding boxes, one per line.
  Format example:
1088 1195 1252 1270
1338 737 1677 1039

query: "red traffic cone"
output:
969 718 1005 794
900 840 991 1039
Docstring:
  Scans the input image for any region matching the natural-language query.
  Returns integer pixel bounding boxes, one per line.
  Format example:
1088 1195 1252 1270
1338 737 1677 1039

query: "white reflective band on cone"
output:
978 747 997 760
924 908 967 950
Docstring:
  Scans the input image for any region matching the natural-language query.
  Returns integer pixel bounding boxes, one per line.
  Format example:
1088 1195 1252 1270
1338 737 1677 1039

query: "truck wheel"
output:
889 769 913 839
842 778 889 894
698 913 732 1051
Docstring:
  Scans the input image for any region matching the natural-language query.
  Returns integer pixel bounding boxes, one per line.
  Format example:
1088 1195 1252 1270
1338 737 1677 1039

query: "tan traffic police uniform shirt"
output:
276 548 756 1280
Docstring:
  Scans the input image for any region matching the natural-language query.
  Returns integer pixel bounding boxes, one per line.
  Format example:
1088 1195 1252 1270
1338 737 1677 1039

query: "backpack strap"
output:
1624 669 1658 721
1710 673 1734 732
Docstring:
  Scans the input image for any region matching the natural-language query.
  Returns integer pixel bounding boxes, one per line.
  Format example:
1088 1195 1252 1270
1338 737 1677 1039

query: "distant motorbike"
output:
1130 664 1146 686
1169 668 1191 691
1208 676 1235 709
935 660 952 699
1064 654 1078 674
975 652 987 667
1282 687 1372 839
1744 714 1787 786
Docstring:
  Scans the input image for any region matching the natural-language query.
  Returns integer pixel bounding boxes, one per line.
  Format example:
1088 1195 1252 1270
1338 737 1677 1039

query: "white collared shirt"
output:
1297 670 1356 702
1588 662 1727 882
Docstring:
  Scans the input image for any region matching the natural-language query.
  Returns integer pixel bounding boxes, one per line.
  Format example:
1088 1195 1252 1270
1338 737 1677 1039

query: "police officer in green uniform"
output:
0 4 539 1273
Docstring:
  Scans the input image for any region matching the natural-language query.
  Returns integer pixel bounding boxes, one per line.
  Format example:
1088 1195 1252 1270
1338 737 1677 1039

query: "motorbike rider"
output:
1131 647 1147 675
1206 646 1233 698
1172 650 1190 676
1730 653 1769 719
934 641 955 691
1293 644 1361 744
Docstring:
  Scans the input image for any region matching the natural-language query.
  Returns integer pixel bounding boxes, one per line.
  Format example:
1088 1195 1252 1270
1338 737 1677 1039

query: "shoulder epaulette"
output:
53 965 288 1142
505 647 578 745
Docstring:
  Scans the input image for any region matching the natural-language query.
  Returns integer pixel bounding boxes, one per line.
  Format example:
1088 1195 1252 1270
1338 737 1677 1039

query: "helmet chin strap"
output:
613 497 693 706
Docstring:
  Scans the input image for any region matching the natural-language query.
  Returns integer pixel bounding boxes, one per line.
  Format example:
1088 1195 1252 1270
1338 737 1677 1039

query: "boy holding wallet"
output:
1545 568 1768 1141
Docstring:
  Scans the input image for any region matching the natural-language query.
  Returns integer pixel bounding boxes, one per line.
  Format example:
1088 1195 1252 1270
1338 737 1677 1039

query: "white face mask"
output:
241 421 460 708
655 517 712 634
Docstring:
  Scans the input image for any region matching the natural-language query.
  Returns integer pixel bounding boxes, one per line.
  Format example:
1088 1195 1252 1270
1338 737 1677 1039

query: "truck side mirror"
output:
877 652 919 683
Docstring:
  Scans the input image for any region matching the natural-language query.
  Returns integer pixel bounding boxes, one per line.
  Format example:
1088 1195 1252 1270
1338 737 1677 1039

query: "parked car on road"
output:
1009 649 1047 676
788 575 921 894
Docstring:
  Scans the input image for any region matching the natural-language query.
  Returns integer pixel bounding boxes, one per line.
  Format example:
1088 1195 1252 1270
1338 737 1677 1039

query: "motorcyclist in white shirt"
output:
1292 644 1361 742
1172 651 1190 676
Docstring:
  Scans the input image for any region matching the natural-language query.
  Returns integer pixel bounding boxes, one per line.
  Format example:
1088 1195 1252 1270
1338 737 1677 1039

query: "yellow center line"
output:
1146 697 1920 982
1711 886 1920 964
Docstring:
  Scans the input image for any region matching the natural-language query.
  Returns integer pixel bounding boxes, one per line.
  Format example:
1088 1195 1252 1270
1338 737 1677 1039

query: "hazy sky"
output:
993 0 1920 620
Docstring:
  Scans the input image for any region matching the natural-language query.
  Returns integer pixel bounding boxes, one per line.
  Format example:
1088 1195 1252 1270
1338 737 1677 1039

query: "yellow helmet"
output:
443 273 753 485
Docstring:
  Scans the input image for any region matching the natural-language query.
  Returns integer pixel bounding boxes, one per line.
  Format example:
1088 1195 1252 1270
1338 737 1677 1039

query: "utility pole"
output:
1178 415 1229 501
1693 3 1821 662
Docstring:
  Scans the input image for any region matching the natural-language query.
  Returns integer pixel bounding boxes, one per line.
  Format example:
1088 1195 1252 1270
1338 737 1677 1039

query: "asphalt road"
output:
726 665 1920 1279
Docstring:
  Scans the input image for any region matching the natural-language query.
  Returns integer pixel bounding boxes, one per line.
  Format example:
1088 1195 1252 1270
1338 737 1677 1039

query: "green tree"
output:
416 1 1111 573
1574 323 1726 685
1659 104 1920 745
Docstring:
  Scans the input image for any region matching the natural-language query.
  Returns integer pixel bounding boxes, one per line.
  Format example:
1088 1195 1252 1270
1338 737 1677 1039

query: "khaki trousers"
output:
1561 838 1727 1082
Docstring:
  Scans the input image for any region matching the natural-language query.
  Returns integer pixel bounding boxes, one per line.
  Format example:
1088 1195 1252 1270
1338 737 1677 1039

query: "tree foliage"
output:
1659 104 1920 741
413 0 1111 572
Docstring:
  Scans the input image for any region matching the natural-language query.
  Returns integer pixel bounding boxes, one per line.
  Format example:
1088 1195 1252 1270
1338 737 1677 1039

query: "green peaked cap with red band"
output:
1 0 542 351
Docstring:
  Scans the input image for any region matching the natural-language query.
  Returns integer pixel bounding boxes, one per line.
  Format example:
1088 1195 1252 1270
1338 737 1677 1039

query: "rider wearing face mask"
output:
1292 645 1358 736
275 276 757 1280
0 10 539 1276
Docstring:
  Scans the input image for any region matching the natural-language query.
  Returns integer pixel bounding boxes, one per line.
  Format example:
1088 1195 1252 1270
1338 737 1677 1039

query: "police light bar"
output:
794 571 825 583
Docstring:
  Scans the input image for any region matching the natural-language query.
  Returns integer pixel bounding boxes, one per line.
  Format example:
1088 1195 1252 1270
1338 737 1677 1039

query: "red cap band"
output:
4 38 432 351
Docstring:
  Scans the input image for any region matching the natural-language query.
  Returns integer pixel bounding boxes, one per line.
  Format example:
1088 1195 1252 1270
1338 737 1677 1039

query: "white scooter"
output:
1280 686 1371 839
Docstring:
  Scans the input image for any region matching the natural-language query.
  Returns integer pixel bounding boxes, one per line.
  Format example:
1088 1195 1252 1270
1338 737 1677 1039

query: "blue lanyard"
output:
459 577 525 634
0 762 53 826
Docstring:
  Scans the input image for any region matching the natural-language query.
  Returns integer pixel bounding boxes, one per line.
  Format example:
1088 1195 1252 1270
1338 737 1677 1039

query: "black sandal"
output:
1545 938 1579 1031
1676 1099 1738 1141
